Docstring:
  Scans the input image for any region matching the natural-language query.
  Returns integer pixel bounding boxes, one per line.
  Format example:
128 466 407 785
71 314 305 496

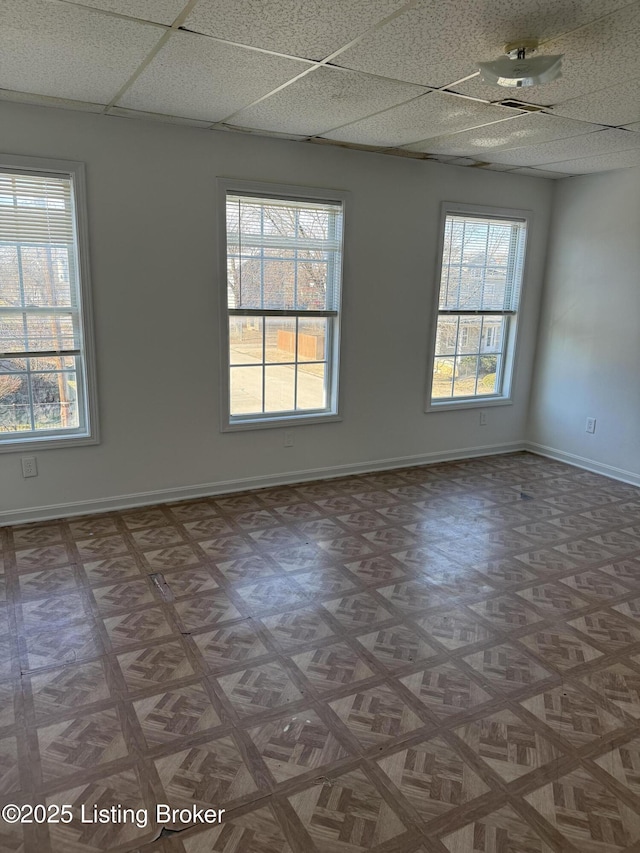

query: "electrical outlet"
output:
586 417 596 434
283 430 294 448
479 410 487 426
21 456 38 478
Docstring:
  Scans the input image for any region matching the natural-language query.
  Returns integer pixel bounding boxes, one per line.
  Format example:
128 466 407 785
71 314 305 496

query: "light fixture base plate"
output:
504 38 539 56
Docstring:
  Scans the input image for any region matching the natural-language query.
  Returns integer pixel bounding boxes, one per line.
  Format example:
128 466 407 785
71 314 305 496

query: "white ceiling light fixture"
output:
478 39 563 88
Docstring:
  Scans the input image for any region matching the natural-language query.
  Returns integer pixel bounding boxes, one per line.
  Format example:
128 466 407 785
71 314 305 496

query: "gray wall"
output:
0 101 554 522
528 166 640 484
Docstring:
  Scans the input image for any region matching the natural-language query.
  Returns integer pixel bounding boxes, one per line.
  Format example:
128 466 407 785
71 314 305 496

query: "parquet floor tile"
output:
400 661 494 719
440 804 557 853
376 734 490 823
288 768 409 852
3 452 640 851
180 804 293 852
462 643 554 693
132 683 222 746
525 765 640 852
247 708 349 783
155 736 260 821
593 733 640 797
454 708 563 782
216 661 305 718
289 640 375 694
577 661 640 719
355 623 439 671
328 682 425 749
520 682 625 747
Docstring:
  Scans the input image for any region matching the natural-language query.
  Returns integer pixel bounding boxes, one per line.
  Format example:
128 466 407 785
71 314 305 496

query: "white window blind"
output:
430 208 528 405
0 165 92 443
222 185 344 428
439 215 526 313
0 172 80 359
226 194 343 313
0 172 74 244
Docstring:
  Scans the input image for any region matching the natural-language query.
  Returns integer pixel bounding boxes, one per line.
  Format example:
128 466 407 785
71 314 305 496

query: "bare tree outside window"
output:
0 171 87 439
431 211 527 403
224 189 343 424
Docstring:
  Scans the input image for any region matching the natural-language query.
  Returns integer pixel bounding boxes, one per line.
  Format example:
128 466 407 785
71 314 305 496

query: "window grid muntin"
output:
0 172 88 439
228 313 333 418
225 189 342 424
0 355 84 434
432 314 508 399
431 209 526 406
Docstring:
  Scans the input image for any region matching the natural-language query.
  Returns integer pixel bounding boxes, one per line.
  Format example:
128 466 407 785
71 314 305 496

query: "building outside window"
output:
428 204 528 409
219 180 345 430
0 156 97 450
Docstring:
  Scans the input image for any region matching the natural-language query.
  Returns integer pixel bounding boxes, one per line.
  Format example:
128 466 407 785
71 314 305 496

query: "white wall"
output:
0 101 553 523
528 166 640 484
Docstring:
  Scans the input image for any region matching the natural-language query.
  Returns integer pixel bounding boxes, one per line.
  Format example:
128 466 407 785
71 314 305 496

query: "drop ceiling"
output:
2 0 640 177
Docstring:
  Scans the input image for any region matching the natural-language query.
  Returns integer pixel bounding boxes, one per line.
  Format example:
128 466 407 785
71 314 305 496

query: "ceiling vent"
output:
499 100 547 112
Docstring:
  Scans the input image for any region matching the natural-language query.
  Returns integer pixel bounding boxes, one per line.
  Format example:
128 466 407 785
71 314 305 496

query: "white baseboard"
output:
525 441 640 488
1 440 525 526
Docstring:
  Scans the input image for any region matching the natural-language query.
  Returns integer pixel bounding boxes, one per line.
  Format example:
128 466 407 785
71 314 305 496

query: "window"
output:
429 204 528 408
0 156 97 449
220 180 345 430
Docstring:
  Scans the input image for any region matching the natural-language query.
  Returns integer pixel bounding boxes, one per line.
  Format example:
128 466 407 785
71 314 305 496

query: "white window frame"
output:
0 154 98 451
218 178 346 432
426 202 531 413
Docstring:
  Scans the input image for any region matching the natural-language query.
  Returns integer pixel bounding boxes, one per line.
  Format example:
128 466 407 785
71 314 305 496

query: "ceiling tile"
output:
323 91 517 148
0 0 164 103
183 0 405 61
118 31 309 122
549 78 640 127
405 113 601 156
447 157 481 165
0 88 104 113
532 148 640 173
107 106 214 127
1 0 636 179
308 137 383 153
508 167 570 178
230 66 427 137
486 128 640 167
380 147 432 159
333 0 631 88
450 3 640 106
217 124 307 141
71 0 187 25
479 163 516 171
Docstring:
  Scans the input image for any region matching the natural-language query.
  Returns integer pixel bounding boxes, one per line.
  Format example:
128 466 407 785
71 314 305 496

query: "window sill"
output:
426 397 514 413
0 432 99 453
222 412 342 432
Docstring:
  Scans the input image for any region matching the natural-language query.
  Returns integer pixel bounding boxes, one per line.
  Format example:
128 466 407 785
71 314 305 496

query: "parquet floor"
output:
2 452 640 852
